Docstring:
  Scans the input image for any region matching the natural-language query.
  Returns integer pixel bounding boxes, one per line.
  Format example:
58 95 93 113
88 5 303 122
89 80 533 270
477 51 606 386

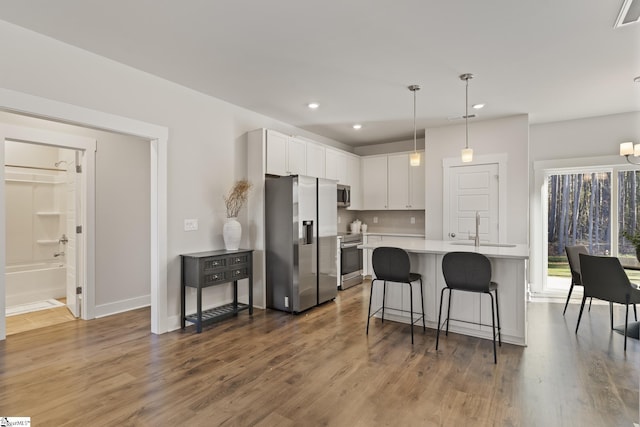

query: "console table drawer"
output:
204 271 227 285
228 267 249 280
229 254 250 266
204 258 227 270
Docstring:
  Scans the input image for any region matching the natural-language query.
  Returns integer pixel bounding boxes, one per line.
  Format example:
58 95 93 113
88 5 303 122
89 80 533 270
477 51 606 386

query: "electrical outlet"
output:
373 216 378 224
284 296 289 308
338 216 341 224
184 219 198 231
411 217 416 224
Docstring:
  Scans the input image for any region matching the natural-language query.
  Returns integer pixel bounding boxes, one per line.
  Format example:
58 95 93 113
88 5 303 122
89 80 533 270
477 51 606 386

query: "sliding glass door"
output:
546 168 640 291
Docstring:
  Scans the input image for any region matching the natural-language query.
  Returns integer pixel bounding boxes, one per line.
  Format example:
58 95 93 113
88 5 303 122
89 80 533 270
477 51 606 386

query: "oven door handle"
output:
341 242 362 249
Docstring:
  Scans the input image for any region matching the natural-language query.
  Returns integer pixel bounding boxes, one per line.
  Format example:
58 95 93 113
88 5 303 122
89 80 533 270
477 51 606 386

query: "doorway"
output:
3 128 94 335
539 165 640 296
0 88 168 340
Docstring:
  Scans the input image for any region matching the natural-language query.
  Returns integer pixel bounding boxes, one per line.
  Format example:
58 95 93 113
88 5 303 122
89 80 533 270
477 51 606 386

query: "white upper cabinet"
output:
306 142 326 178
361 152 424 210
266 130 307 176
387 154 411 209
346 155 362 210
325 148 348 184
265 130 289 176
362 156 388 210
287 137 307 175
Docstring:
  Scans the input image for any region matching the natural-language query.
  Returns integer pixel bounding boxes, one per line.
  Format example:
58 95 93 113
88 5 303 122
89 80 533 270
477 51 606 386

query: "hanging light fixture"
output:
620 141 640 164
460 73 474 163
408 84 421 167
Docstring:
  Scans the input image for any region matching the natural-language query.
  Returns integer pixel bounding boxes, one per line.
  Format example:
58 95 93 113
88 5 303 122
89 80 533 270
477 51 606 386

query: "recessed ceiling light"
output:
352 124 362 130
307 102 320 109
472 103 485 109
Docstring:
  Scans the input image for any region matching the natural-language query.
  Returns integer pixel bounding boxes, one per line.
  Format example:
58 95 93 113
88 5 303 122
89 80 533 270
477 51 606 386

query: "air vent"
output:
447 114 477 121
615 0 640 28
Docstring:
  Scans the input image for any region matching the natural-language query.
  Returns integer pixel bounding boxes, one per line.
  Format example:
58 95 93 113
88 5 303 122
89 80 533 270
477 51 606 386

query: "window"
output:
618 170 640 269
546 168 640 291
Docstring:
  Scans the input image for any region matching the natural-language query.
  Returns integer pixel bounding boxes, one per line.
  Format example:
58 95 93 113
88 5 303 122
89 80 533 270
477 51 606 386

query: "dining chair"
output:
563 245 591 316
576 253 640 351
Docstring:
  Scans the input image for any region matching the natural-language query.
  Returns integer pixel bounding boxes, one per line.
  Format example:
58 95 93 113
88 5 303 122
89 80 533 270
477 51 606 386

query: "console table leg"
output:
196 286 202 333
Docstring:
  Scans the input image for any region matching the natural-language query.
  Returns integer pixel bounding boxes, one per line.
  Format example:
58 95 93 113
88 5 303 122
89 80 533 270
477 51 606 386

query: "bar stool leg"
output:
382 281 387 323
446 288 453 336
436 287 447 350
494 289 502 346
409 282 414 344
366 279 376 335
489 292 497 364
419 278 425 331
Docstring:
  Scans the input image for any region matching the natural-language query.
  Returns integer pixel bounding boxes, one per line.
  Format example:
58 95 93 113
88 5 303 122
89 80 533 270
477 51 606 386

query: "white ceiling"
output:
0 1 638 146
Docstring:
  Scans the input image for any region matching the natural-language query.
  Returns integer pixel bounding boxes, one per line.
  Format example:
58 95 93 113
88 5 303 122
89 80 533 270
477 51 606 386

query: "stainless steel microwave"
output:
337 184 351 207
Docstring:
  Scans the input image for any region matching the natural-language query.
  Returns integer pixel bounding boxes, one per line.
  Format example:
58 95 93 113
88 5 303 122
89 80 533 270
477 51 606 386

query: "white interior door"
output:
64 150 83 317
444 163 499 242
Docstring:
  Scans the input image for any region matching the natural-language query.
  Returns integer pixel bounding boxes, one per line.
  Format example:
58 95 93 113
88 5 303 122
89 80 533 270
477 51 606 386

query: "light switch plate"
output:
184 218 198 231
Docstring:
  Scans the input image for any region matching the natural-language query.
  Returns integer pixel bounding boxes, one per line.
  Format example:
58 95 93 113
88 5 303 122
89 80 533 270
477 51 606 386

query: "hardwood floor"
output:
1 283 638 426
5 299 76 335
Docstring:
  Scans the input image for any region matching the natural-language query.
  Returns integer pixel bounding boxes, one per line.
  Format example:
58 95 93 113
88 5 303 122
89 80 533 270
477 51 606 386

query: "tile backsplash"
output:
338 209 425 235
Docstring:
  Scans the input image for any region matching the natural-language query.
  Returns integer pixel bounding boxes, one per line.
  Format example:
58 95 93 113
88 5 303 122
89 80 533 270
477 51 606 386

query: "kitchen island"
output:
360 238 529 346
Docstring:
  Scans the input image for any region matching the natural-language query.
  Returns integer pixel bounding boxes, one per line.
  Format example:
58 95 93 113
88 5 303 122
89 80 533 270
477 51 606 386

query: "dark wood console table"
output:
181 249 253 333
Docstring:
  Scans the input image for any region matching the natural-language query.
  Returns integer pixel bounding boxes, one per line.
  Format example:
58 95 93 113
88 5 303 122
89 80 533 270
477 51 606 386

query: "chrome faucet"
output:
54 251 65 257
59 234 69 245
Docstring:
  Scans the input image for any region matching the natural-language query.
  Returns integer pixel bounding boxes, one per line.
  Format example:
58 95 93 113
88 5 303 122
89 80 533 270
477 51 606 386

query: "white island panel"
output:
361 238 529 346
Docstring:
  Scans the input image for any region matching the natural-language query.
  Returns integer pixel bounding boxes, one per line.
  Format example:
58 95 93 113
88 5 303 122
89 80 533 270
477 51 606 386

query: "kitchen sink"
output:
450 241 517 248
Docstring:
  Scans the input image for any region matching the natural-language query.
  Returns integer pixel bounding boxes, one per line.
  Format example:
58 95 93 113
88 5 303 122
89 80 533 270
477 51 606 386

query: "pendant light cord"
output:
413 88 417 153
465 77 469 150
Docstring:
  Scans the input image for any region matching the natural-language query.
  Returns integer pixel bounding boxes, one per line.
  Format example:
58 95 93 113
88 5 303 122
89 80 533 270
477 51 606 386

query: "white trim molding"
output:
0 88 168 337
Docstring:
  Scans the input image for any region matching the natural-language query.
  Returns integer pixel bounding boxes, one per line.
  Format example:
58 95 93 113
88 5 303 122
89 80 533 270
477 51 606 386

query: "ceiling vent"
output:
615 0 640 28
447 114 477 121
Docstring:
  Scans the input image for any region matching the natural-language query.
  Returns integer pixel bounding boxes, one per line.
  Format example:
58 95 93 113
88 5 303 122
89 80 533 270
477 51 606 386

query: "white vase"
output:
223 217 242 250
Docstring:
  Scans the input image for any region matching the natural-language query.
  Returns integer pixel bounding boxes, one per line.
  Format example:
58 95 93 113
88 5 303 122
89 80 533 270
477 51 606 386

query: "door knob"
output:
450 232 456 238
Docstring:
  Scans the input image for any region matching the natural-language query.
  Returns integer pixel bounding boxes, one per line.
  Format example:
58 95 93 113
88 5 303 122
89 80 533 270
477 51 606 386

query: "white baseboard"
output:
94 295 150 318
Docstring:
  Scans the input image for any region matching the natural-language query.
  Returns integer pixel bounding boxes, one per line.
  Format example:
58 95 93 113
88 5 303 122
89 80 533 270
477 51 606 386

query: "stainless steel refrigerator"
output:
265 175 338 313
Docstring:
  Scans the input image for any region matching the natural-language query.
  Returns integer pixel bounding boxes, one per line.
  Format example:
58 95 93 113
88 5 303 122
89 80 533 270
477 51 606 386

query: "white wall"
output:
425 115 530 243
528 111 640 293
0 20 346 329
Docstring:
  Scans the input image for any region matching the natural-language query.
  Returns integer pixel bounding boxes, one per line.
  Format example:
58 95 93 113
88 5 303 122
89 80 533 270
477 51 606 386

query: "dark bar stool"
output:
436 251 501 363
366 247 425 344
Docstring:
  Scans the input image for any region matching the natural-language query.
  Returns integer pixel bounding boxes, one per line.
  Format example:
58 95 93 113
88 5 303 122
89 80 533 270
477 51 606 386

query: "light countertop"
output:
363 232 426 238
359 238 529 260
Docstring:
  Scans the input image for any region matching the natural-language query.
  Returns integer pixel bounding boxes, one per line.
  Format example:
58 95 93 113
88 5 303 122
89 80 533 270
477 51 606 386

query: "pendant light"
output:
460 73 474 163
408 84 421 167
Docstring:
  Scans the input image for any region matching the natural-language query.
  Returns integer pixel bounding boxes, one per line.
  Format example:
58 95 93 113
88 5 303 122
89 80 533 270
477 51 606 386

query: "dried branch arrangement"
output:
224 180 252 218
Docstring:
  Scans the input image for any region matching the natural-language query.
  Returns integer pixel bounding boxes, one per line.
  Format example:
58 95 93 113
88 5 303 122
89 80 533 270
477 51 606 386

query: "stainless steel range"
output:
338 232 363 290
